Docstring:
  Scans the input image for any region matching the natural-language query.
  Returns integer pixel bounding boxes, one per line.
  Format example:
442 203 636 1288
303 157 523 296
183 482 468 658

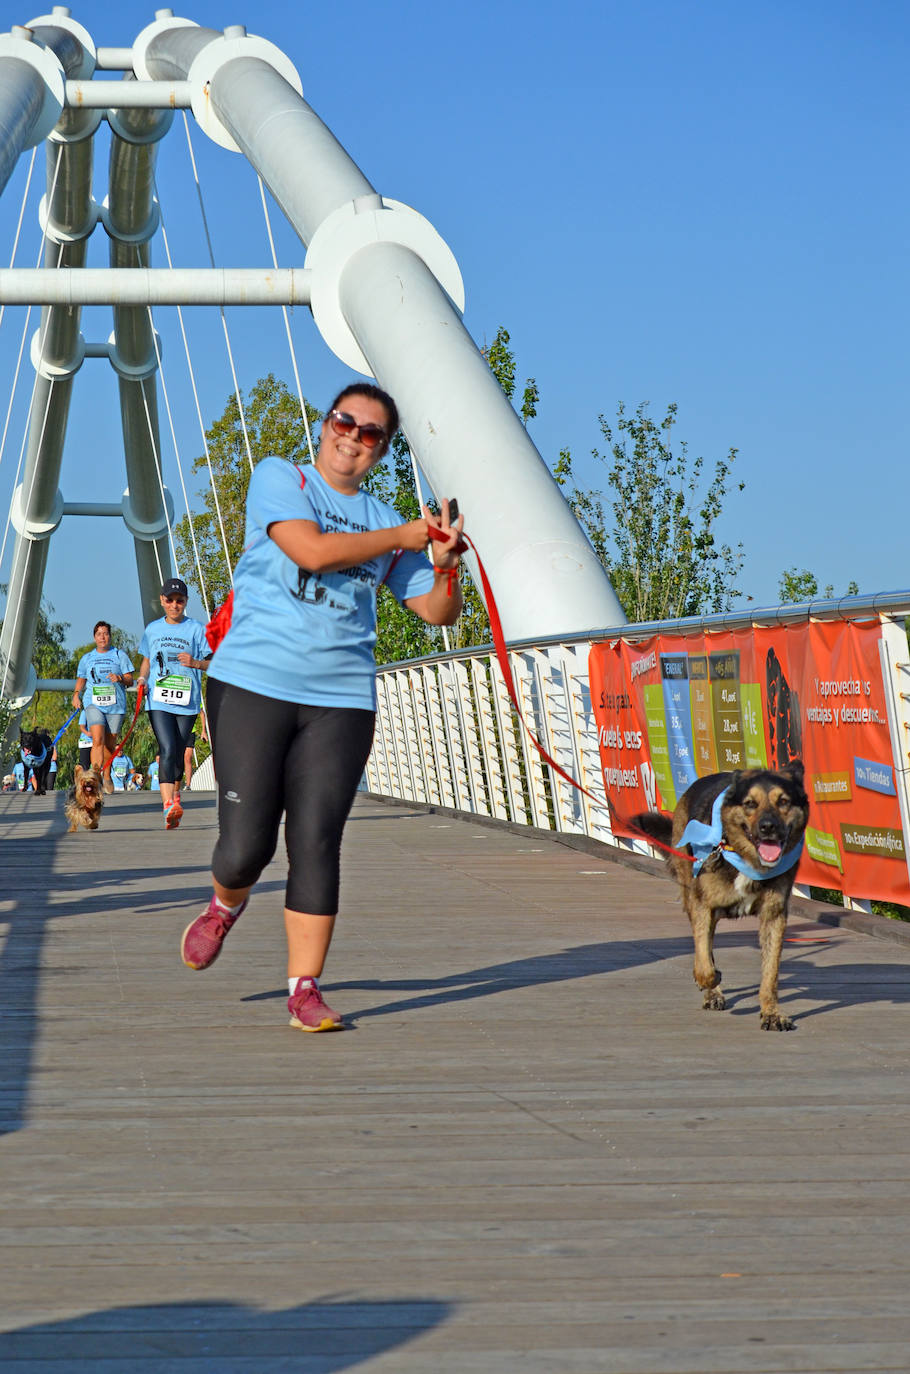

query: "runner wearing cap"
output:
137 577 211 830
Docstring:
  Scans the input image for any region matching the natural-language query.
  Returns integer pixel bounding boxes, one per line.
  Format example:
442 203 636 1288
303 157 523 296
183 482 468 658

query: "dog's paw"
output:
702 989 726 1012
760 1012 795 1031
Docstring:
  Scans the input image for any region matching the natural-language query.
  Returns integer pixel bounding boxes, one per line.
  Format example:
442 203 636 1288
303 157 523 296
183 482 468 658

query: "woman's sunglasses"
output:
329 410 387 449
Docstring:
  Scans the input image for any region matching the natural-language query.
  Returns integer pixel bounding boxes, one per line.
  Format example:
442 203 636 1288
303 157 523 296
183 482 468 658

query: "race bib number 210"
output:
152 674 192 706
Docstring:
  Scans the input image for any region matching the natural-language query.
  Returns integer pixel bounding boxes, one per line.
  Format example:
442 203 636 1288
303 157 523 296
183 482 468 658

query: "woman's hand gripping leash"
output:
424 496 465 596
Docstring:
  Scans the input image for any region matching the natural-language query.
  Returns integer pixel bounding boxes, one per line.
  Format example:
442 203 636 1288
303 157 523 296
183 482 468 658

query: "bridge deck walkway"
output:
2 788 910 1372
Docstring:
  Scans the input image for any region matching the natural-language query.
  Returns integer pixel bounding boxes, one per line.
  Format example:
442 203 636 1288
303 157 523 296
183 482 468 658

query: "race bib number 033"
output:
92 687 117 708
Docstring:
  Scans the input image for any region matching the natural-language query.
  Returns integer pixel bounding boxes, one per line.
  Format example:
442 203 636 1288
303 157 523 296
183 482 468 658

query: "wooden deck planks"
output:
1 788 910 1371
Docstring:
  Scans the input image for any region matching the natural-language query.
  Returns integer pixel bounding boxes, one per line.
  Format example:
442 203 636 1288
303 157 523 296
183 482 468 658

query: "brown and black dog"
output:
65 765 104 833
635 762 809 1030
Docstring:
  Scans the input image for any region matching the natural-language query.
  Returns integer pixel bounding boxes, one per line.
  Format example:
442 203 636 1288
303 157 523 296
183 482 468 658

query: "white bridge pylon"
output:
0 8 625 715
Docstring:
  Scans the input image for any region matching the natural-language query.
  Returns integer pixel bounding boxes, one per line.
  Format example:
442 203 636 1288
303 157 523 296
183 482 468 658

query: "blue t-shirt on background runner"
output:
78 712 92 755
110 755 133 791
77 647 134 715
148 760 160 791
139 616 209 716
208 458 435 710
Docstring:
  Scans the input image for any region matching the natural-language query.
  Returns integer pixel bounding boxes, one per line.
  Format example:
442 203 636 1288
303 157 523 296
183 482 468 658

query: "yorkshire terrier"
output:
65 765 104 833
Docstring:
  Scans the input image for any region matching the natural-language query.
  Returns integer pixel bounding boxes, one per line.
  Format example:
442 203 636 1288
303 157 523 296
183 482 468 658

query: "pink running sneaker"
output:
288 978 343 1032
181 894 247 970
164 797 183 829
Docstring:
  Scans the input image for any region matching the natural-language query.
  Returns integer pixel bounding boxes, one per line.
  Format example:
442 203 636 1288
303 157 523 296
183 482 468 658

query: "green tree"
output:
779 568 859 603
599 403 744 621
556 404 744 622
552 446 610 568
173 374 320 612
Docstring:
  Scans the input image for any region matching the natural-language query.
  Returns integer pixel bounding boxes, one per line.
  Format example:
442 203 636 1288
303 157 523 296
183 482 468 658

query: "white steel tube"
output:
0 45 57 197
0 267 312 305
139 23 626 638
106 102 175 623
95 48 136 71
340 241 625 639
65 79 192 108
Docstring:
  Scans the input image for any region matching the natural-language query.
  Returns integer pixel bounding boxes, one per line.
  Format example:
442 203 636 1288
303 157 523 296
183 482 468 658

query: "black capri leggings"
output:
148 709 198 785
206 677 375 915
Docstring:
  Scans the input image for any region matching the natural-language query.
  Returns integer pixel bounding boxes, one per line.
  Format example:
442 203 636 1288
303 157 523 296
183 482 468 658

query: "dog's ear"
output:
74 765 83 782
783 759 805 786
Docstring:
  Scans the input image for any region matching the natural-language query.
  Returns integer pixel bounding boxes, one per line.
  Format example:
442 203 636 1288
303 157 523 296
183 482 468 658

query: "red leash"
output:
103 682 146 777
428 525 609 812
427 523 695 861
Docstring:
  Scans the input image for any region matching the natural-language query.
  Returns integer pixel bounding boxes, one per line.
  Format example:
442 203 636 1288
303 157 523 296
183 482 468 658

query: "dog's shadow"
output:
715 931 910 1020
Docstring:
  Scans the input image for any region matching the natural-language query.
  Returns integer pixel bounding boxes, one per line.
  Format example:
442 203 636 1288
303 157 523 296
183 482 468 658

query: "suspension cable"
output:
0 177 66 698
0 144 66 583
155 201 235 592
181 113 254 473
0 147 37 337
145 302 212 614
0 148 47 492
257 174 316 463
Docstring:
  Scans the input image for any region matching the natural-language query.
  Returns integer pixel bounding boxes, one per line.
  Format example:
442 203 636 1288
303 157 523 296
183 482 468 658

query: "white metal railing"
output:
366 637 617 846
365 592 910 912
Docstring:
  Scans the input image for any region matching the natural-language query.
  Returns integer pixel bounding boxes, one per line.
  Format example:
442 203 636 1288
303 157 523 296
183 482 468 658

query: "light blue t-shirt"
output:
110 754 133 791
208 458 435 710
139 615 209 716
77 647 134 715
13 761 24 789
148 760 160 791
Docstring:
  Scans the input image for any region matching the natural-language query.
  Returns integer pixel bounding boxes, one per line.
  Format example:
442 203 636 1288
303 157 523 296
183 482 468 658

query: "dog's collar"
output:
679 789 803 882
20 743 47 767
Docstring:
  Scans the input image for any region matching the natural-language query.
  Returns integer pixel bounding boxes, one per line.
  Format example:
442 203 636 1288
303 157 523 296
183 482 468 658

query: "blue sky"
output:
1 0 908 649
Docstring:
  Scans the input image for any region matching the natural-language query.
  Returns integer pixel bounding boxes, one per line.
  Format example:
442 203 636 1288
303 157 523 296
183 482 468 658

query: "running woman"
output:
73 621 134 794
179 382 463 1032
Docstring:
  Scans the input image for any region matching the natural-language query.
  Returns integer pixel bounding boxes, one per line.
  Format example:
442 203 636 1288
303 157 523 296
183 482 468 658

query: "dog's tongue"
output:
758 841 782 866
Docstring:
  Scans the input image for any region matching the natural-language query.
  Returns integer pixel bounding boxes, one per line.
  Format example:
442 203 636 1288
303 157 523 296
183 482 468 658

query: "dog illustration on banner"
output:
766 647 802 768
635 762 809 1031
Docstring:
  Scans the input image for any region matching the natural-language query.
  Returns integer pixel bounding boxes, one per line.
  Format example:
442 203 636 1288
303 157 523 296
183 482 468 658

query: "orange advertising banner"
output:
588 621 910 903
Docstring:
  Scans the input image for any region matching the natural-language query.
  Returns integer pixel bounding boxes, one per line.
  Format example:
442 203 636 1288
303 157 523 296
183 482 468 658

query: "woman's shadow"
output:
244 934 714 1020
0 1296 452 1368
242 928 910 1026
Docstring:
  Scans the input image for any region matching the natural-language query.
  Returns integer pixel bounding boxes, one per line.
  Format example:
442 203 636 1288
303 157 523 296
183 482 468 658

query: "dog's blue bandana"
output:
20 744 47 767
678 789 804 882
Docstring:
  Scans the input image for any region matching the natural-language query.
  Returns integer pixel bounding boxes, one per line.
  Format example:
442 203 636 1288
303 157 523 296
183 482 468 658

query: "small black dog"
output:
19 728 53 795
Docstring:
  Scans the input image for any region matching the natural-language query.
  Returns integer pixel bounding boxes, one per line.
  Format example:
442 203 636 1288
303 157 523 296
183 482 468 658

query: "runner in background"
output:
77 712 92 772
110 753 135 792
137 578 211 830
73 621 134 795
